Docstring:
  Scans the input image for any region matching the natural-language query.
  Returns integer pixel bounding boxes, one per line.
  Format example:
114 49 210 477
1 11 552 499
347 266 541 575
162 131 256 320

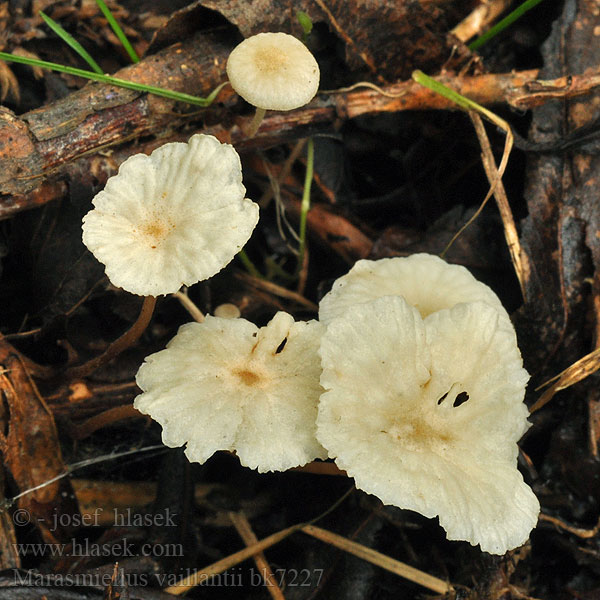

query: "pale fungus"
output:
226 32 320 136
213 302 241 319
317 295 539 554
135 312 327 473
82 134 259 297
319 253 513 331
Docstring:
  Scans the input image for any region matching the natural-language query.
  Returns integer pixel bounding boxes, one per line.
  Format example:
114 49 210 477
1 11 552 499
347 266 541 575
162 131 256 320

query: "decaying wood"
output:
517 0 600 382
0 343 77 543
284 197 373 263
72 479 224 524
513 1 600 547
3 55 600 218
197 0 461 81
338 68 600 117
0 29 234 198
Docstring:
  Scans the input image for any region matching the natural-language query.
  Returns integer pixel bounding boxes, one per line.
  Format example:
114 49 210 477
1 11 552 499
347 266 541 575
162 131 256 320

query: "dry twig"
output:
530 347 600 413
301 525 452 595
451 0 513 43
539 513 600 539
468 111 529 301
229 512 286 600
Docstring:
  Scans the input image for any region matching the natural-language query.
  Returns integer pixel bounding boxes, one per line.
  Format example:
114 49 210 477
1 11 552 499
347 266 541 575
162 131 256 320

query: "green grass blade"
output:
412 70 501 125
0 51 215 106
39 11 103 74
296 137 314 276
237 249 263 278
95 0 140 63
469 0 546 51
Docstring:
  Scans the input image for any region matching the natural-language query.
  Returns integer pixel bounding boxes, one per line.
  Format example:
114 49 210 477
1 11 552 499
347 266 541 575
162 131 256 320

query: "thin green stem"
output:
0 51 223 106
296 137 314 276
411 70 511 138
39 11 103 74
237 249 262 279
95 0 140 63
469 0 546 51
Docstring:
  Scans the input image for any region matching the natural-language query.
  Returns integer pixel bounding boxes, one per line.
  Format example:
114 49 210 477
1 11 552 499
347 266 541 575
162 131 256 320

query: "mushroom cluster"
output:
316 255 539 555
79 27 536 559
134 251 538 555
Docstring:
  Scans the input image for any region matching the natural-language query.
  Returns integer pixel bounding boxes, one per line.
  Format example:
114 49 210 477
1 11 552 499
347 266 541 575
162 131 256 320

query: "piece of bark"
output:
516 0 599 375
197 0 463 81
0 342 78 543
515 0 600 537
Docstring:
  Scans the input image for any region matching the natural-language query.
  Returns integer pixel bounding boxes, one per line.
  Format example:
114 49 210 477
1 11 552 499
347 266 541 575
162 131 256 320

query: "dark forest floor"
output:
1 0 600 598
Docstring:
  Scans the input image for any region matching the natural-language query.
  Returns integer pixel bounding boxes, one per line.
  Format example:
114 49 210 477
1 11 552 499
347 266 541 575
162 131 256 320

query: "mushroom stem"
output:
66 295 157 379
245 107 267 137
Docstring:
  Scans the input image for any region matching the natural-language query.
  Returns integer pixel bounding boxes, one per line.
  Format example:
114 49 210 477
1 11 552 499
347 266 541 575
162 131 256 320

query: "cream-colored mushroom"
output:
317 296 539 554
82 134 259 297
135 312 327 473
319 254 513 331
226 32 320 136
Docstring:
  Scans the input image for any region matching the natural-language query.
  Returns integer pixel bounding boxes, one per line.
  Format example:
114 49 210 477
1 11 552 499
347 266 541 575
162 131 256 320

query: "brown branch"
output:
3 55 600 218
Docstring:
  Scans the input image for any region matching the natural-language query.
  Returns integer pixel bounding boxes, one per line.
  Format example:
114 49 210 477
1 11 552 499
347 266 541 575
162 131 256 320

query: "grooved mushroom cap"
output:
319 254 513 331
226 32 320 111
82 134 259 296
317 296 539 554
135 312 328 473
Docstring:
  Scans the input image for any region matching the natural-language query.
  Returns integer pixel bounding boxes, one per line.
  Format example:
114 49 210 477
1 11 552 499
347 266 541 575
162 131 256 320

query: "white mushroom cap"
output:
135 312 327 472
226 32 320 111
82 134 259 296
319 254 513 331
317 296 539 554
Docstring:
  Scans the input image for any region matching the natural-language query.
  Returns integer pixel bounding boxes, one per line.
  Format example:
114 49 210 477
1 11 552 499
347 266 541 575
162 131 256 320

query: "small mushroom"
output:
135 312 327 473
317 296 539 554
213 302 241 319
82 133 259 297
319 254 513 331
226 32 320 136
